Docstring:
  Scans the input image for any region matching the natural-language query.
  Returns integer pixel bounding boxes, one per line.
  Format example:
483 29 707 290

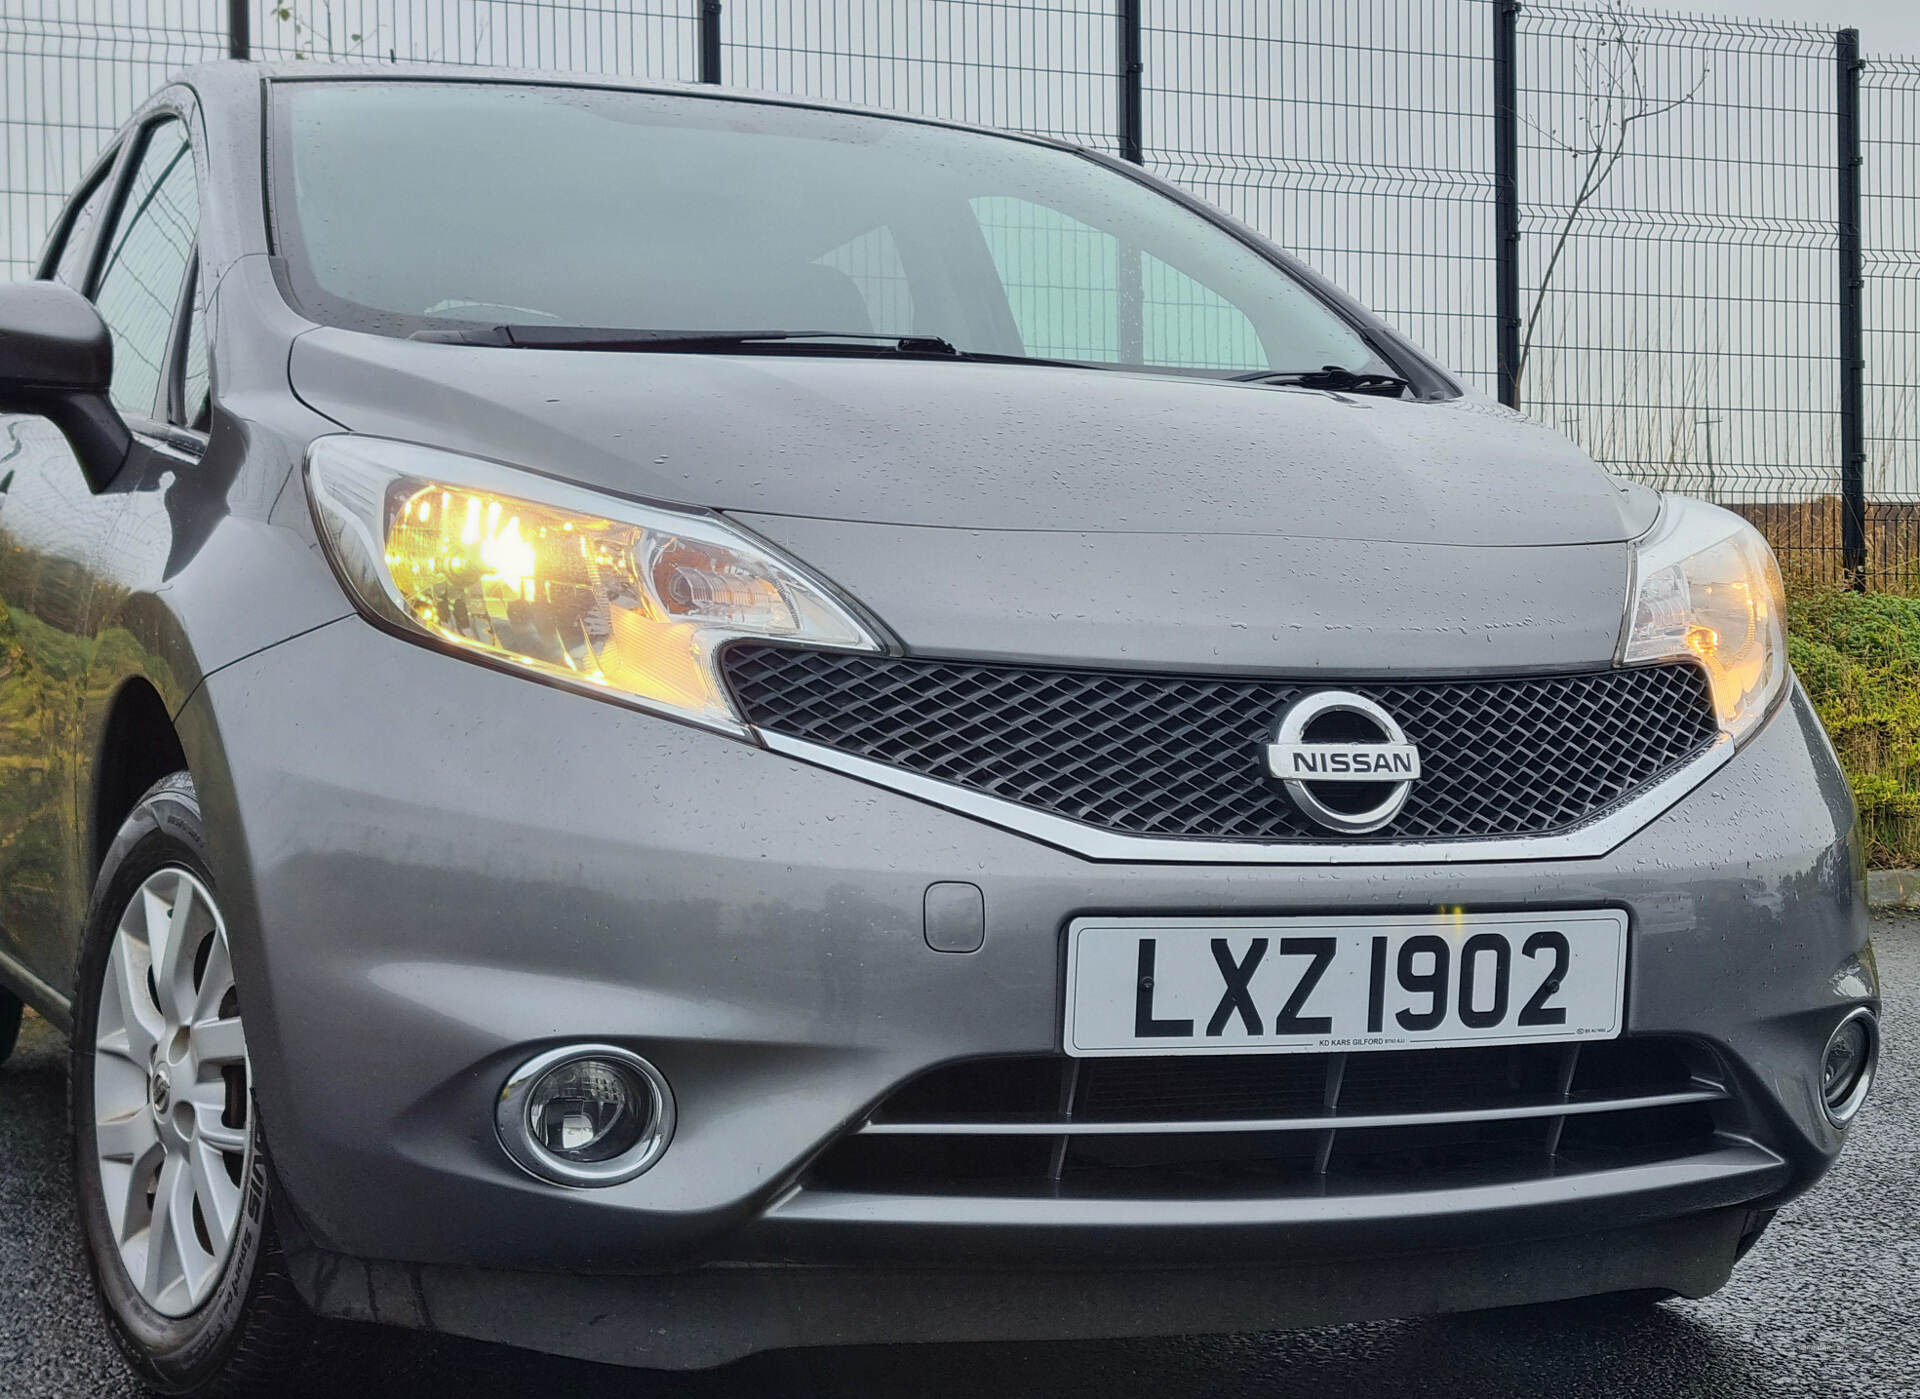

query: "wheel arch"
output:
89 675 190 880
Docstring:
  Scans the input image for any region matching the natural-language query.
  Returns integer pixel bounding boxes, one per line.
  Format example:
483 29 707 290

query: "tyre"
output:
0 984 21 1066
70 772 310 1395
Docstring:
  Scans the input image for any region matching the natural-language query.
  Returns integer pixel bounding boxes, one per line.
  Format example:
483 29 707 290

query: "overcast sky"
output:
1714 0 1920 52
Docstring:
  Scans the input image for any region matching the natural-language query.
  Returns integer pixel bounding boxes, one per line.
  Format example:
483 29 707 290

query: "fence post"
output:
1837 28 1867 585
227 0 249 59
1493 0 1521 410
699 0 722 84
1118 0 1143 163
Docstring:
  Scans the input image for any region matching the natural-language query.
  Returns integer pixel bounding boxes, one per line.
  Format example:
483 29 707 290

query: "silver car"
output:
0 64 1876 1395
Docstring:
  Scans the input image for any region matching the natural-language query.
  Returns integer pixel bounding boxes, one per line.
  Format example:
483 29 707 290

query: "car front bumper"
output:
179 618 1873 1366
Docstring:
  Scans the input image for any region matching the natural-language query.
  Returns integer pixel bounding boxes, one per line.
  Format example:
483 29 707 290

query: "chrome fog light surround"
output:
495 1044 675 1187
1821 1008 1878 1127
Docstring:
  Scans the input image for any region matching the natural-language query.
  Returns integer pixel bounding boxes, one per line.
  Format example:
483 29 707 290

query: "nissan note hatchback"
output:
0 65 1876 1395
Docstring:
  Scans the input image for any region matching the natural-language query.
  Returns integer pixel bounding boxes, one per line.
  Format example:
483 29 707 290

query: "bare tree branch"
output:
270 2 369 60
1514 0 1707 397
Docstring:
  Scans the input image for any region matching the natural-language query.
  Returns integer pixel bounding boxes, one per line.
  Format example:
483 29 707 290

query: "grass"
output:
1788 583 1920 868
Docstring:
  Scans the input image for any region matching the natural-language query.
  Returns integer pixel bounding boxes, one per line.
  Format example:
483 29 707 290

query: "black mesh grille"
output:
722 646 1720 842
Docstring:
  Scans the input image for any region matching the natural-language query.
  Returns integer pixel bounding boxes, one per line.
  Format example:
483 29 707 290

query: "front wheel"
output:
70 773 310 1395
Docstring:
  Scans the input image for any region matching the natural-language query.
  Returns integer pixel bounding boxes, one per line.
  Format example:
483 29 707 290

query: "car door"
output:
0 113 200 993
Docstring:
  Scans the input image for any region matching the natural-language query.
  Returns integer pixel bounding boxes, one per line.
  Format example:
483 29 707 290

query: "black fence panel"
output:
1862 57 1920 590
2 2 224 282
720 0 1118 151
246 0 698 75
1515 4 1847 578
1142 1 1499 391
2 0 1918 584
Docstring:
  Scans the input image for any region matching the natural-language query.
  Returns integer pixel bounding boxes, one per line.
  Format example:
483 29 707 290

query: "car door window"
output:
49 157 118 290
178 258 210 428
93 119 199 419
972 197 1121 361
1141 258 1267 370
970 195 1268 370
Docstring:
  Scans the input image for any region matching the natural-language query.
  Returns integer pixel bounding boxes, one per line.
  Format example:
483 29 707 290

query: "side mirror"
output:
0 281 131 491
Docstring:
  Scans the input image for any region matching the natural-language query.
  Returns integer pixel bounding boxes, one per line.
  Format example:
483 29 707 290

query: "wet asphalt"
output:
3 916 1915 1399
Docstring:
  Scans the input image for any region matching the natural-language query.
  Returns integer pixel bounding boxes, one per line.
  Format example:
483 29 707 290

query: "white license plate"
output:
1063 911 1626 1057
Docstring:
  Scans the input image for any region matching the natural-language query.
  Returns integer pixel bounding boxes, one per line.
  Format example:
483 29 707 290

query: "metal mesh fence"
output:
1 1 223 281
721 0 1116 149
2 0 1919 582
1143 1 1498 388
248 0 696 75
1517 3 1846 576
1862 57 1920 589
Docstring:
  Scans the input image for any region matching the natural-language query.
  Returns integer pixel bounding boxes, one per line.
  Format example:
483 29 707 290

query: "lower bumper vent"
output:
811 1039 1727 1199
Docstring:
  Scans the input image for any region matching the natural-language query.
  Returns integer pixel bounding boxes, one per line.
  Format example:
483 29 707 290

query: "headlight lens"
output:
1620 495 1786 743
306 436 879 733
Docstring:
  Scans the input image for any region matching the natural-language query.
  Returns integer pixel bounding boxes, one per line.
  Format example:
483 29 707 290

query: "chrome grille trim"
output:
810 1040 1735 1201
771 1146 1791 1227
761 728 1733 864
855 1086 1727 1137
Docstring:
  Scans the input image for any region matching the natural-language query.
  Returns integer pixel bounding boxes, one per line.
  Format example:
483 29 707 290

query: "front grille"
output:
721 646 1719 843
810 1040 1727 1200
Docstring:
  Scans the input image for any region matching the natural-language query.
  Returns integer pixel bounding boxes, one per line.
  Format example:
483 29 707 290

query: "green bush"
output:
1788 586 1920 868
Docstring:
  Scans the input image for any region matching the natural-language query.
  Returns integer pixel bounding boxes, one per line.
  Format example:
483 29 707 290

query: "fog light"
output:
496 1045 675 1186
1820 1008 1877 1126
528 1058 645 1161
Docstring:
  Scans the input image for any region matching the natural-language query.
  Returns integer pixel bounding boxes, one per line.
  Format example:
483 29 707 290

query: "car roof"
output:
166 58 1091 157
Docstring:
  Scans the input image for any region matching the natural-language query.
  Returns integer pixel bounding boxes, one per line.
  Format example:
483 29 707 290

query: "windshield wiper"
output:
410 323 1139 372
412 325 966 356
1232 364 1413 398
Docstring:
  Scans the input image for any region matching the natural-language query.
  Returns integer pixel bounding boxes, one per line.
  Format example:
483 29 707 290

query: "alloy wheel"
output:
90 867 251 1318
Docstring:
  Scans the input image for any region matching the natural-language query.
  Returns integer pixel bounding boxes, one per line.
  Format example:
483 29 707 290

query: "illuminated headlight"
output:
306 436 880 733
1620 495 1787 744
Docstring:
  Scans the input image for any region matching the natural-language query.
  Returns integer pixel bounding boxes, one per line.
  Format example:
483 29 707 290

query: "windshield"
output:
272 81 1379 377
